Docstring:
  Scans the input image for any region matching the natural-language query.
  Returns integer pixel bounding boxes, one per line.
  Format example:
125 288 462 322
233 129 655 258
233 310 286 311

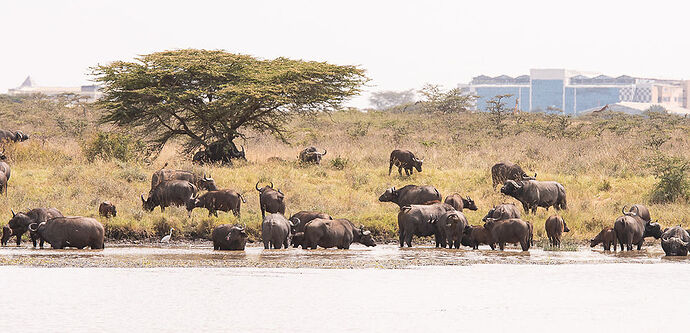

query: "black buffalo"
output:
491 162 535 189
256 182 286 218
193 141 246 165
303 218 376 249
142 180 197 213
4 208 63 248
289 211 332 233
187 189 246 217
0 129 29 143
389 149 423 176
443 193 477 211
661 226 690 256
378 185 441 209
212 224 248 250
613 206 662 251
29 216 104 249
397 203 456 247
151 164 217 191
299 147 327 164
500 179 567 214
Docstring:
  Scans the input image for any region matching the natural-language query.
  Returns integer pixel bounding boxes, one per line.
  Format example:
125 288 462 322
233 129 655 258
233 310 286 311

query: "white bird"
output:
161 227 174 243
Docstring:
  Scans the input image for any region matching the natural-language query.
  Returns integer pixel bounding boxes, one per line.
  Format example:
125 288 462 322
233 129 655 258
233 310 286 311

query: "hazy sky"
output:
2 0 689 107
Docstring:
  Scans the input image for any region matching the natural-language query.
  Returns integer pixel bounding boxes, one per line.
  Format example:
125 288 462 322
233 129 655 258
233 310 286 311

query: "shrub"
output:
330 156 349 170
647 154 690 203
83 131 145 162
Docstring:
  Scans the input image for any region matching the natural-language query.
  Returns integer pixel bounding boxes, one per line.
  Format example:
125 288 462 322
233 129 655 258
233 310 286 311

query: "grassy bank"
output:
1 96 689 244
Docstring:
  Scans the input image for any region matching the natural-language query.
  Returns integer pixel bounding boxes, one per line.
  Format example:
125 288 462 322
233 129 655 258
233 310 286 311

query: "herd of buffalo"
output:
0 141 688 257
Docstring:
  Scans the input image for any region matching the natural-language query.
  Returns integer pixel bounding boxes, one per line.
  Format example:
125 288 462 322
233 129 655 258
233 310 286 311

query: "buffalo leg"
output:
404 231 413 247
399 229 404 247
489 243 495 250
613 242 616 251
521 240 529 251
398 166 403 176
637 241 643 251
499 242 505 251
388 161 393 175
263 241 270 249
15 233 22 247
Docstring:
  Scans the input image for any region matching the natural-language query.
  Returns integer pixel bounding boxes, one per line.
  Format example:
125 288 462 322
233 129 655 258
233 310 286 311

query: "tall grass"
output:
1 96 689 242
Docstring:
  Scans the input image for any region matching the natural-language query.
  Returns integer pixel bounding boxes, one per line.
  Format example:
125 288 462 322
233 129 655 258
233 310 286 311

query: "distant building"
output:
7 76 102 101
464 69 690 115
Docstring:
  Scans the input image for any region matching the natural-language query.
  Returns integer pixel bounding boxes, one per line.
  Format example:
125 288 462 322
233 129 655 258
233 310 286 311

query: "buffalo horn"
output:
255 181 261 191
11 209 15 217
322 149 327 156
270 182 274 188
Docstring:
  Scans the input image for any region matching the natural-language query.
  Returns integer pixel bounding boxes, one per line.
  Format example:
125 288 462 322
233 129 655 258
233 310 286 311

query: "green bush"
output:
83 131 145 162
330 156 349 170
648 154 690 203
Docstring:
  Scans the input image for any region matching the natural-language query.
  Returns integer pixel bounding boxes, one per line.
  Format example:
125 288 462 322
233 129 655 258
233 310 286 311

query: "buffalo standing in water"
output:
483 218 531 251
440 211 469 249
545 215 570 247
378 185 441 209
261 213 292 249
613 206 662 251
397 203 456 248
303 218 376 249
388 149 423 176
500 179 567 214
212 224 248 250
590 227 618 251
661 226 690 256
29 217 104 249
4 208 63 248
289 211 332 233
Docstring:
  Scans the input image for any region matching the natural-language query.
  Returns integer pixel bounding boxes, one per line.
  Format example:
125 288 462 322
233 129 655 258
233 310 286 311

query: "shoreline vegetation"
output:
1 95 689 246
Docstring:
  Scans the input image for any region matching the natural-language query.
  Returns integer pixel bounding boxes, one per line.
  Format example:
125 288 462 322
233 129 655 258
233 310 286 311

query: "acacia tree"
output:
418 84 477 114
92 49 367 161
486 94 513 136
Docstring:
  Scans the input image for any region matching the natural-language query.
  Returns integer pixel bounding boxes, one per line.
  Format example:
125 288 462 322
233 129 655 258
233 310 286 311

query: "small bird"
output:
161 227 174 243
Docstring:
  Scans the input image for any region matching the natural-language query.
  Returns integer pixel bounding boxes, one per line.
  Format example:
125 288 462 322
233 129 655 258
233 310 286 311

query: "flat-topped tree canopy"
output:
92 49 367 162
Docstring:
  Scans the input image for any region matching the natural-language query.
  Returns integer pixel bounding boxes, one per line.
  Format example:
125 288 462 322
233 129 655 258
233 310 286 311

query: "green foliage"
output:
369 89 415 110
92 49 368 154
418 84 477 114
647 154 690 203
486 94 513 136
83 131 145 162
346 121 371 138
330 156 349 170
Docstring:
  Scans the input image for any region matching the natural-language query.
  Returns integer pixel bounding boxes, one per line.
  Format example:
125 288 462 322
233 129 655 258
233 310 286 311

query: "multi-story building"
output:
7 76 102 101
465 69 689 114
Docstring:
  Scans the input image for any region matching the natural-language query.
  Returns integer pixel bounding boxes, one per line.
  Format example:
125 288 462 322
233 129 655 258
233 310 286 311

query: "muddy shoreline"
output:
1 242 686 269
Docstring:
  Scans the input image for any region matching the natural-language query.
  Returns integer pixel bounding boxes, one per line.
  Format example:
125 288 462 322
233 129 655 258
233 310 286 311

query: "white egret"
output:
161 227 174 243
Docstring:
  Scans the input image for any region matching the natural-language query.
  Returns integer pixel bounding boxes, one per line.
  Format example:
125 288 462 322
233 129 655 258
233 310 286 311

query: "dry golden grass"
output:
1 97 689 243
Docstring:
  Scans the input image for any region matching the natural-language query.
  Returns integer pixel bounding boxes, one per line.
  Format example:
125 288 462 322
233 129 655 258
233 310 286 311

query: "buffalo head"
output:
255 181 274 193
500 180 522 196
483 218 497 231
356 226 376 247
412 157 423 172
644 220 663 239
563 218 570 232
462 196 478 211
141 194 157 212
199 174 218 191
378 187 398 203
226 226 248 242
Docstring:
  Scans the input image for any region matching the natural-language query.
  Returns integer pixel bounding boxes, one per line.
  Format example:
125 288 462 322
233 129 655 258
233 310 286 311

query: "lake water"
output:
1 244 690 332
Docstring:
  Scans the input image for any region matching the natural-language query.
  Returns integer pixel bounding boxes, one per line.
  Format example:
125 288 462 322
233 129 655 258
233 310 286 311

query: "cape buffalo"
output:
5 208 63 248
444 193 477 212
256 182 286 219
1 225 12 246
438 211 469 249
193 141 246 164
397 203 456 247
292 232 305 248
0 173 6 196
613 207 662 251
378 185 441 209
151 164 217 191
501 179 567 214
483 218 531 251
289 211 332 233
98 202 117 218
482 203 521 222
623 204 651 223
261 213 292 249
141 180 197 213
187 189 246 217
212 224 248 250
303 218 375 249
661 226 690 256
0 129 28 143
491 162 535 189
389 149 423 176
463 225 495 250
299 147 327 164
590 227 617 251
545 215 569 247
29 216 104 249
